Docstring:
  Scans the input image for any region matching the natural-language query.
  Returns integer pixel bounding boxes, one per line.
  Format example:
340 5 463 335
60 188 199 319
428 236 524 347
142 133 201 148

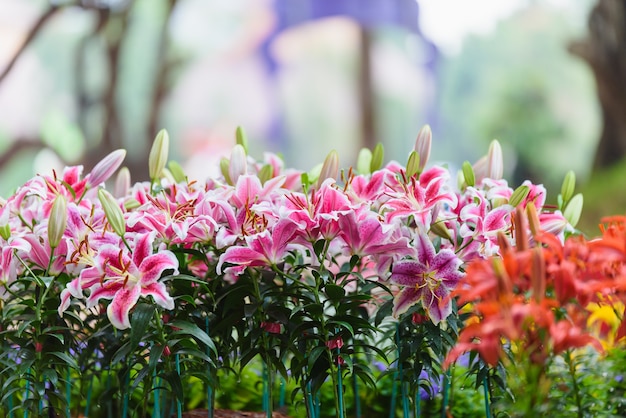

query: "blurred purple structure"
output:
260 0 439 148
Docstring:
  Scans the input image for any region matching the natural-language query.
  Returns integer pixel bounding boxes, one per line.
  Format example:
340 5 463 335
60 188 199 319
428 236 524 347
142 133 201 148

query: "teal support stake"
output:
483 376 492 418
153 373 161 418
279 375 286 408
401 382 409 418
175 354 182 418
353 372 361 418
122 371 130 418
205 317 214 418
85 375 94 417
415 390 421 418
23 370 30 418
66 367 71 418
441 370 451 418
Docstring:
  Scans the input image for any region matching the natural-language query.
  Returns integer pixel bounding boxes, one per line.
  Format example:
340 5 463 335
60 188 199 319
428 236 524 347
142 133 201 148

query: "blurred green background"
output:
1 0 624 235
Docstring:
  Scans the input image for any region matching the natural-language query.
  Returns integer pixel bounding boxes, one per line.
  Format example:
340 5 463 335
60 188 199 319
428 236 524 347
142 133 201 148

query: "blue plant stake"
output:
153 371 160 418
66 367 71 418
205 316 214 418
441 370 451 418
353 372 361 418
483 376 492 418
122 371 130 418
414 389 421 418
175 354 182 418
84 374 93 418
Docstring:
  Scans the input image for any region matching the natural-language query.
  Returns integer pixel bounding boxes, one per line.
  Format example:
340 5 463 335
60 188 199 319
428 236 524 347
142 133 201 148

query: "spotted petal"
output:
393 286 423 317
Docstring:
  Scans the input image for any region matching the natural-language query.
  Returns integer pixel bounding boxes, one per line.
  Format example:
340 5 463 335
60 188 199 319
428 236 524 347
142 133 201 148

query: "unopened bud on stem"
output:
88 149 126 187
48 195 67 249
317 150 339 188
98 188 126 237
149 130 169 181
414 125 432 172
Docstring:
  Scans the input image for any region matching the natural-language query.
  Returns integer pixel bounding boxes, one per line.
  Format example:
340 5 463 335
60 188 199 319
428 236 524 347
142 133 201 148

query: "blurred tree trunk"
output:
570 0 626 169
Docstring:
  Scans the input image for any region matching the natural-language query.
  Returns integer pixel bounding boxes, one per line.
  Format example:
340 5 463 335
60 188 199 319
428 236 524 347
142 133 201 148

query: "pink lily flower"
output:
390 232 464 324
216 218 301 276
80 232 178 329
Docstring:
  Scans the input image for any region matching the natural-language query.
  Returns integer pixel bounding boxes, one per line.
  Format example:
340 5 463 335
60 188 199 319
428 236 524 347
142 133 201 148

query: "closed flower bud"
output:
235 126 249 154
220 157 232 185
563 193 583 228
148 129 170 181
228 144 248 185
406 151 419 179
168 160 187 183
414 125 432 172
356 148 372 175
87 149 126 187
487 140 503 180
0 223 10 241
461 161 475 187
316 150 339 188
370 143 384 173
48 194 67 249
560 170 576 206
114 167 131 198
98 188 126 237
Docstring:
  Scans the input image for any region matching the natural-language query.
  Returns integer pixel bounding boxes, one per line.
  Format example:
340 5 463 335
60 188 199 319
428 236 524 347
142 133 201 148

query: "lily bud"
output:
472 155 488 183
406 151 419 179
513 206 528 251
525 202 541 237
414 125 432 172
461 161 475 187
563 193 583 228
88 149 126 187
228 144 248 185
508 185 530 207
370 143 384 173
98 188 126 237
235 126 249 155
316 150 339 188
430 221 452 241
220 157 232 185
531 247 546 302
356 148 372 175
168 161 187 184
257 164 273 185
487 140 503 180
48 194 67 249
560 170 576 206
0 223 10 241
114 167 131 198
148 129 170 181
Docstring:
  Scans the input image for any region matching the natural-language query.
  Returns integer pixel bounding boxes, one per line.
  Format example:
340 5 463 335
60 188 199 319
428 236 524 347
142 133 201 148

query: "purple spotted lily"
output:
390 232 464 324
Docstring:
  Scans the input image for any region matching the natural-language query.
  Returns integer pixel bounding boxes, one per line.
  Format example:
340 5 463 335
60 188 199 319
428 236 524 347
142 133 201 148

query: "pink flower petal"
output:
390 260 425 286
108 284 142 329
393 287 422 317
139 251 179 284
143 281 175 310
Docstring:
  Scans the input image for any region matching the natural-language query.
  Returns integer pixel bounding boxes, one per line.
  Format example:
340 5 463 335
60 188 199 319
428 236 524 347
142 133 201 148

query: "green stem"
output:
566 350 584 418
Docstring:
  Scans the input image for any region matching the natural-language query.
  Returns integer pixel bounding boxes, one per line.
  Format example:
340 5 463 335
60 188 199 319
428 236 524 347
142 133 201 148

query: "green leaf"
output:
324 284 345 301
130 303 155 351
307 346 327 371
168 320 217 355
163 370 184 402
49 351 78 370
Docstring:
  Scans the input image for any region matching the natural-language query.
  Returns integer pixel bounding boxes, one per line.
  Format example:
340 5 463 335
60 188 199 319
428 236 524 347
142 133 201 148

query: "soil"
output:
181 410 291 418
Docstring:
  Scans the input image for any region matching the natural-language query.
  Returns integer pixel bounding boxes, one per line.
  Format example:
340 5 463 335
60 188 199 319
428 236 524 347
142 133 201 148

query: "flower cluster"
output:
0 127 577 417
